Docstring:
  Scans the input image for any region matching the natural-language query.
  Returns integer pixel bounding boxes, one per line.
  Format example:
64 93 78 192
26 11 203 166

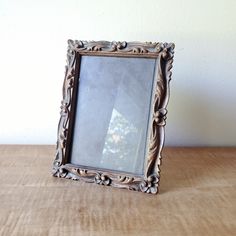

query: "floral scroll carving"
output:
52 40 174 194
52 40 77 176
144 43 175 194
66 40 173 57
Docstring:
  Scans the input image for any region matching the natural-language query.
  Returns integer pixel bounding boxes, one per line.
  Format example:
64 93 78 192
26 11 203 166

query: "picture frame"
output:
52 40 174 194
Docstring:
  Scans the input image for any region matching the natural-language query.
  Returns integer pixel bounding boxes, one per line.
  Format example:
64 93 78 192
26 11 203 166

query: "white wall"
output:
0 0 235 146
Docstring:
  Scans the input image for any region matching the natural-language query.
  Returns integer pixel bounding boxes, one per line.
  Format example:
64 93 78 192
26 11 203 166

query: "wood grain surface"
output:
0 146 235 236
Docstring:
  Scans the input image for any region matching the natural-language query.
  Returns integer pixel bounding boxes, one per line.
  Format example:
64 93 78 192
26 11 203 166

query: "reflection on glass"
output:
101 109 139 171
70 56 156 175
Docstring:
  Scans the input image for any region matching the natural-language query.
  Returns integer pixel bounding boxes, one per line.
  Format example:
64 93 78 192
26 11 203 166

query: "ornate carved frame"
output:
52 40 174 194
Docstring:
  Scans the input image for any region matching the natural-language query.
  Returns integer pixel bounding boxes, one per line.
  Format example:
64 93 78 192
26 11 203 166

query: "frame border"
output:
52 40 174 194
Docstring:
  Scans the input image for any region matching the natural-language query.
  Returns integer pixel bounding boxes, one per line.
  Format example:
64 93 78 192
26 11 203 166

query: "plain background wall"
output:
0 0 235 146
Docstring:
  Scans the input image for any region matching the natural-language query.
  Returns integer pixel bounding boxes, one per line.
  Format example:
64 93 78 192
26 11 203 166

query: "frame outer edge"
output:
142 43 175 194
52 40 77 177
52 40 175 194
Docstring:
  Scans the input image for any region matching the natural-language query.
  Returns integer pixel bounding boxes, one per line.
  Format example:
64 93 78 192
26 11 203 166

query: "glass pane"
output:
70 56 156 175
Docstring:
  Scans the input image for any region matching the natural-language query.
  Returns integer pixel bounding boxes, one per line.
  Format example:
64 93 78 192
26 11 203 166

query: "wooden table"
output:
0 146 235 236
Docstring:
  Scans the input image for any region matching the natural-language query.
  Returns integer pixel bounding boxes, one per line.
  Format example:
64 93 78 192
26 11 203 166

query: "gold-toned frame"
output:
52 40 174 194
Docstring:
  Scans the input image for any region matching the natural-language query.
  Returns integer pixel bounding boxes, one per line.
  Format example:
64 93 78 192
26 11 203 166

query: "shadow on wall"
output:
165 86 235 146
